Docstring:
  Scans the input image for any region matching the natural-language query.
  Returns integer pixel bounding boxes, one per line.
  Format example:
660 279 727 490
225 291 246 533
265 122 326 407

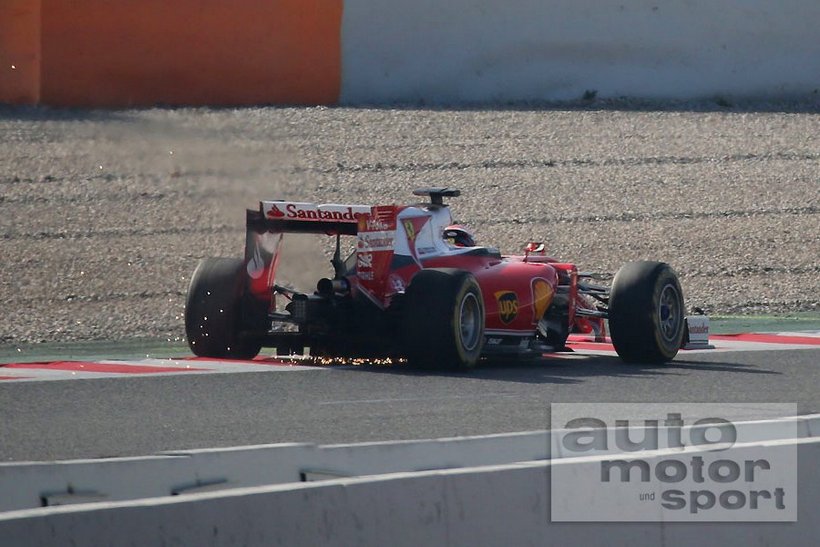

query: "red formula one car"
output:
185 188 687 369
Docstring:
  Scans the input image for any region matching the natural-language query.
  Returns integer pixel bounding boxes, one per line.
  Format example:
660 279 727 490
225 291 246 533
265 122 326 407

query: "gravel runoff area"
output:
0 101 818 345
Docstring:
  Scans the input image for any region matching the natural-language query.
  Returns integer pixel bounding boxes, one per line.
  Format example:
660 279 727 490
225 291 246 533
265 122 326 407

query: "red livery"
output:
185 189 687 369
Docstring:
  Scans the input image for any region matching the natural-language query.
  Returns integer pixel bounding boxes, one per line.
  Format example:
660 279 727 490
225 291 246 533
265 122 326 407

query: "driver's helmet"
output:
444 224 476 247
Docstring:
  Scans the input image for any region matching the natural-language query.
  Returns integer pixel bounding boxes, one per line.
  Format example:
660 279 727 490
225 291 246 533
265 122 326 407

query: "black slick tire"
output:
402 268 485 370
608 261 685 364
185 257 264 359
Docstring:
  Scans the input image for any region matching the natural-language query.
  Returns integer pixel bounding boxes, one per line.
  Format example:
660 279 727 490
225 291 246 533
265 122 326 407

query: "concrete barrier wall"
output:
0 432 550 512
3 415 816 512
0 445 316 512
2 0 818 106
341 0 820 104
1 439 818 546
1 0 342 107
0 0 41 104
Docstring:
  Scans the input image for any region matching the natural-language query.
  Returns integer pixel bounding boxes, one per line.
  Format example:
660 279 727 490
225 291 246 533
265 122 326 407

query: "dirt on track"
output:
1 102 818 344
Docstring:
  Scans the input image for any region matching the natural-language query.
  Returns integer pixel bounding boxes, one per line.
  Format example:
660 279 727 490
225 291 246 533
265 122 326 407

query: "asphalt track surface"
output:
2 347 818 462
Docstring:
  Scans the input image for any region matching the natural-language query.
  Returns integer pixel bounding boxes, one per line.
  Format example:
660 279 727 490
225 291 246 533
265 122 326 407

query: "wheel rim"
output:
658 283 682 343
458 292 481 352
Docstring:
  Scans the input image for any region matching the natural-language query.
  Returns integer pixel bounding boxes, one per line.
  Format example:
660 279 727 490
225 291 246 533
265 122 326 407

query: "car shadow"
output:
337 353 781 385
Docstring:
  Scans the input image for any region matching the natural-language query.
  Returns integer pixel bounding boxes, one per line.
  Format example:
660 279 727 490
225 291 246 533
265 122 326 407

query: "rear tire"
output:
608 261 685 364
402 269 485 370
185 257 265 359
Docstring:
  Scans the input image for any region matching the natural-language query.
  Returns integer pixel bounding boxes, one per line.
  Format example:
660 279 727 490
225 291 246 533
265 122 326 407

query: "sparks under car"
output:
185 188 688 369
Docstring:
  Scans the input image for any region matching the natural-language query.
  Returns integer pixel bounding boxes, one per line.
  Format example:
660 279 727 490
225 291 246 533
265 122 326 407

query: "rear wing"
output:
247 200 372 236
245 201 373 302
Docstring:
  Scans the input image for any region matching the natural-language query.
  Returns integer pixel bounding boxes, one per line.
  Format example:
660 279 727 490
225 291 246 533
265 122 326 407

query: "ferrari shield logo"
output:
403 220 416 242
494 290 519 324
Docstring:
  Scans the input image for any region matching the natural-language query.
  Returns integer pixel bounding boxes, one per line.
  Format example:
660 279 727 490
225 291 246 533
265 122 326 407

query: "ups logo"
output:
494 290 519 324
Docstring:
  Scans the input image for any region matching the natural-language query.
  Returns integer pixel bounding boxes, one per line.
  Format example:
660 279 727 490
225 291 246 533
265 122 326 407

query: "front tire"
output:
608 261 685 364
185 257 265 359
402 269 485 370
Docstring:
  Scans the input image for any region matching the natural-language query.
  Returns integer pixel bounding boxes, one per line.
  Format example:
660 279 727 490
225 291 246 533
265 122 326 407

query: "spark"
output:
300 356 406 367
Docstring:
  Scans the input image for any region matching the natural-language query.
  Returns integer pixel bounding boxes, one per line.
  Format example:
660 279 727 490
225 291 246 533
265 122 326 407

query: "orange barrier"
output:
0 0 41 105
1 0 341 107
